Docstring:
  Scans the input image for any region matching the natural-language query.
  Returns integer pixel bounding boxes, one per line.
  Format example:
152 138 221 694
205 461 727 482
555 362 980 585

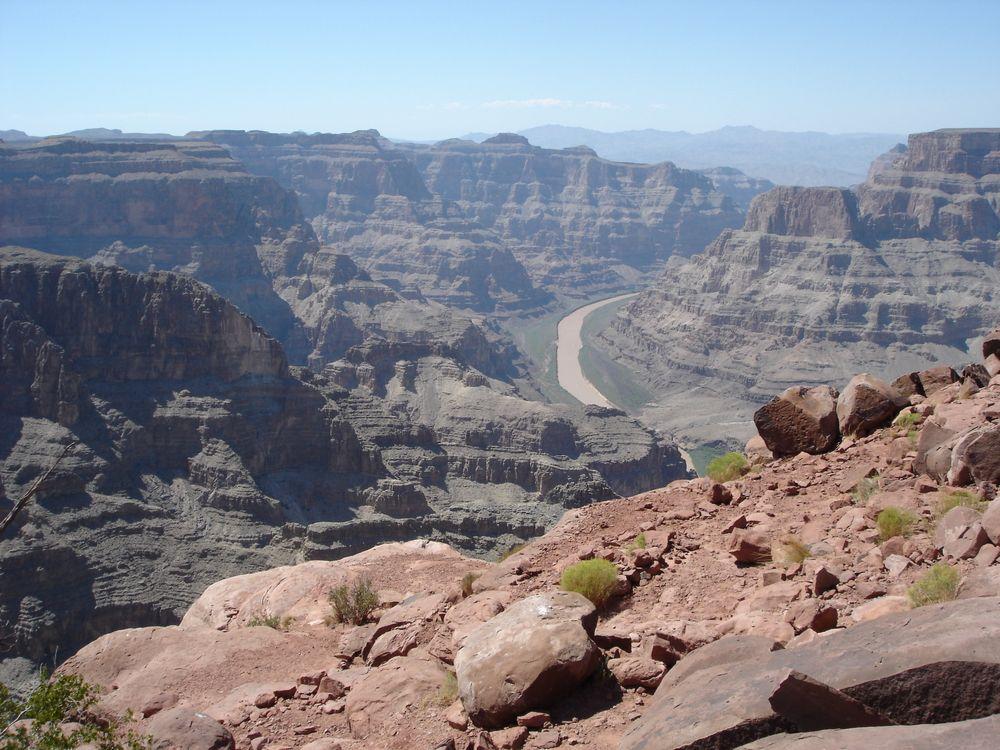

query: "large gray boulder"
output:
753 385 840 456
146 707 234 750
621 597 1000 750
739 715 1000 750
454 591 599 728
836 373 907 437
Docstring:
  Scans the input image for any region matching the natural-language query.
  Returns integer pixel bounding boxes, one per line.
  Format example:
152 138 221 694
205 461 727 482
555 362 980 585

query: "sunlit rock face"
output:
602 129 1000 445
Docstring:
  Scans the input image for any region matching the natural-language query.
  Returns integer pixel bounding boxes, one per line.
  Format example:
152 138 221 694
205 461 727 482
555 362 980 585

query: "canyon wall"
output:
601 129 1000 446
0 249 689 685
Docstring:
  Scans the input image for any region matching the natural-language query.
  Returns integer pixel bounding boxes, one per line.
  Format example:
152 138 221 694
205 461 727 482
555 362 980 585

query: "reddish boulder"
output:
753 385 840 456
949 425 1000 485
454 591 599 728
607 656 667 690
917 365 959 396
836 374 907 437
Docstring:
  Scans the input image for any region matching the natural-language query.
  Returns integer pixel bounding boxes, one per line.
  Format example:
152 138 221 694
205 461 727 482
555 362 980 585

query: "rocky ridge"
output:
0 249 689 689
47 334 1000 749
194 129 743 303
599 129 1000 447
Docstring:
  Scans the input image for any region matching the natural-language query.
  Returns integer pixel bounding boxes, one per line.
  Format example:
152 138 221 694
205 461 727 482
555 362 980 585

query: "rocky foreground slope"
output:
194 130 744 302
46 333 1000 749
0 249 688 689
600 128 1000 447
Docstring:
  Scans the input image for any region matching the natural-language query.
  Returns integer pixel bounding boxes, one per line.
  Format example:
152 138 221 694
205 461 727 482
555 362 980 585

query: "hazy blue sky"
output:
2 0 998 140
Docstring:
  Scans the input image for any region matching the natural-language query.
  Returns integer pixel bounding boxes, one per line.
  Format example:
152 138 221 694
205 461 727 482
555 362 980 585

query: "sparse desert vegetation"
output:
560 559 620 609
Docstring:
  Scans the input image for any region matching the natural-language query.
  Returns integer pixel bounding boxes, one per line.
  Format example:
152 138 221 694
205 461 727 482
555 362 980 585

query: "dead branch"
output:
0 441 77 538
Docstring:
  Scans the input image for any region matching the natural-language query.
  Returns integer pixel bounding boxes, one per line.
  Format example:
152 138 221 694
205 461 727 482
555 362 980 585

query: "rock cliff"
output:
192 129 546 313
0 135 528 379
194 129 742 304
600 129 1000 446
0 137 311 345
0 249 688 687
403 134 742 294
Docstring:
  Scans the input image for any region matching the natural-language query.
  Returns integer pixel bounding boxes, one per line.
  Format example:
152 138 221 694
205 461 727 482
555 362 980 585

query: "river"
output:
555 292 638 407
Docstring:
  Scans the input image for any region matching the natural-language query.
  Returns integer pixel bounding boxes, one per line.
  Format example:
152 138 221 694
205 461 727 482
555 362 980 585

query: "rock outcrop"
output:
191 129 547 313
0 134 522 377
625 597 1000 750
753 385 840 456
0 249 689 688
599 129 1000 446
0 137 309 346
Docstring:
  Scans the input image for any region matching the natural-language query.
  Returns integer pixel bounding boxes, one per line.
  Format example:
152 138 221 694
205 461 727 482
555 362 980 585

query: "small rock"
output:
851 596 910 623
516 711 551 729
607 656 666 690
883 554 911 578
974 544 999 567
446 700 469 730
728 529 772 563
490 726 529 750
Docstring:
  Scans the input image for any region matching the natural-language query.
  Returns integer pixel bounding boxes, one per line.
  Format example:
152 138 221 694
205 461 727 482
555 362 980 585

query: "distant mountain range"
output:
1 127 181 142
3 124 904 187
458 125 905 186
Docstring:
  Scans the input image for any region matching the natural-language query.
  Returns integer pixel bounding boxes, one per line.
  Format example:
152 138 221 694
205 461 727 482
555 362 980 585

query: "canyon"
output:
0 248 688 689
42 334 1000 749
193 129 745 303
598 129 1000 450
0 124 998 750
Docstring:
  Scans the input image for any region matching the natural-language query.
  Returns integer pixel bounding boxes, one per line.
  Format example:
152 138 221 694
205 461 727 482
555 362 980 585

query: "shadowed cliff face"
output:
601 129 1000 445
195 129 743 304
0 249 690 685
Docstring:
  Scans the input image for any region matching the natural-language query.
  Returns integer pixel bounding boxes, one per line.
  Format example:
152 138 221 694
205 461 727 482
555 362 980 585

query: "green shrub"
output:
560 559 619 609
852 475 880 504
893 411 921 428
460 572 481 598
624 533 647 552
432 671 458 707
936 489 987 516
247 614 292 630
771 536 811 564
706 452 749 482
907 429 919 446
328 577 379 626
908 563 959 607
876 506 918 541
0 672 150 749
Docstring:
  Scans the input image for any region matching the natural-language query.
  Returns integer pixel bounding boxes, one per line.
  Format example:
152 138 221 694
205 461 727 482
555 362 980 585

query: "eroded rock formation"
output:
46 359 1000 749
600 129 1000 446
0 249 688 688
194 129 742 303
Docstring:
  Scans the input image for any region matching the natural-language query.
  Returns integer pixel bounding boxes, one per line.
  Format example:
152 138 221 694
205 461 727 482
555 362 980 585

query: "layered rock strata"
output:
47 356 1000 749
0 249 688 688
601 129 1000 446
195 130 742 303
